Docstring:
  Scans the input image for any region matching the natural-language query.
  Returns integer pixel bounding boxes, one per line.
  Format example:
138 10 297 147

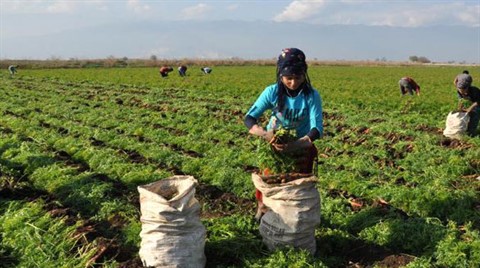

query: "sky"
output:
1 0 480 62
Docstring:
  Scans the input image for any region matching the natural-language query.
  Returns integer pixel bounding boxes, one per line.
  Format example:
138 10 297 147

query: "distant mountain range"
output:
3 20 479 63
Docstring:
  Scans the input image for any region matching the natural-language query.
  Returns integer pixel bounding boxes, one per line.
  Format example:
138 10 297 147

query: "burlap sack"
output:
443 111 469 139
252 173 320 255
138 176 206 268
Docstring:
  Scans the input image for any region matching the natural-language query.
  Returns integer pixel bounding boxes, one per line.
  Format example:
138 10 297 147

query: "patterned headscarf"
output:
275 48 312 111
276 48 308 77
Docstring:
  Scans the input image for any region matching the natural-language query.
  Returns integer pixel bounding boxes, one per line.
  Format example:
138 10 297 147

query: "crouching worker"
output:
178 65 187 77
455 73 480 137
8 65 18 77
244 48 323 221
398 77 420 96
159 66 173 78
200 67 212 74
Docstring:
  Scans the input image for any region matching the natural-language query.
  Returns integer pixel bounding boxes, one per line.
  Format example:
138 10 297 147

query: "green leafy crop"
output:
255 127 297 174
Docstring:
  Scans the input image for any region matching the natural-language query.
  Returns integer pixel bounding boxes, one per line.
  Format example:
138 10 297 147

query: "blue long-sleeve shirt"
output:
245 83 323 140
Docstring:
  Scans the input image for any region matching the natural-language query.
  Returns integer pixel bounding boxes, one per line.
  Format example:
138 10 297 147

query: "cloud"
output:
196 50 225 59
273 0 326 22
227 4 239 11
127 0 151 13
369 3 480 27
2 0 108 14
270 1 479 27
2 0 73 14
148 47 171 58
46 1 76 13
181 3 211 19
455 4 480 26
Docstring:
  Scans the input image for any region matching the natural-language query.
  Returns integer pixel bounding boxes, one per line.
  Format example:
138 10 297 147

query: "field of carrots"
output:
1 65 479 267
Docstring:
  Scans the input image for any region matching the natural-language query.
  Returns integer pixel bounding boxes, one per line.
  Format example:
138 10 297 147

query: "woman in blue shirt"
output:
245 48 323 160
244 48 323 220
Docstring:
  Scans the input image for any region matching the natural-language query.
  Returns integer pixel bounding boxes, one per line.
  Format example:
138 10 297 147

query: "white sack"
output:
443 111 470 139
252 173 321 255
138 175 206 268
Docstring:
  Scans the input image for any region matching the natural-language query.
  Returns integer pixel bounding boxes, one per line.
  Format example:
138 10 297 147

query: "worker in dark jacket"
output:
455 73 480 136
178 65 187 77
8 65 18 76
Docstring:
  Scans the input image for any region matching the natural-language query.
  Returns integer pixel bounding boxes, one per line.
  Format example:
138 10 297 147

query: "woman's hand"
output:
272 136 312 153
249 125 274 143
264 130 275 143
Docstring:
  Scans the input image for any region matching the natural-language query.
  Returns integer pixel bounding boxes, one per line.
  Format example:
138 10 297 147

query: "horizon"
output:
1 1 479 63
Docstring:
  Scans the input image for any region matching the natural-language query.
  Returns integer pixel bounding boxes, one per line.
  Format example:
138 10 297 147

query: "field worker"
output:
8 65 18 76
244 48 323 220
454 70 470 86
200 67 212 74
398 77 420 96
178 65 187 77
455 73 480 136
159 66 173 78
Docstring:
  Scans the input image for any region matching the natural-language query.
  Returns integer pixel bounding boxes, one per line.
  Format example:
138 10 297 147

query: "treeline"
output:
0 57 458 70
0 58 277 70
